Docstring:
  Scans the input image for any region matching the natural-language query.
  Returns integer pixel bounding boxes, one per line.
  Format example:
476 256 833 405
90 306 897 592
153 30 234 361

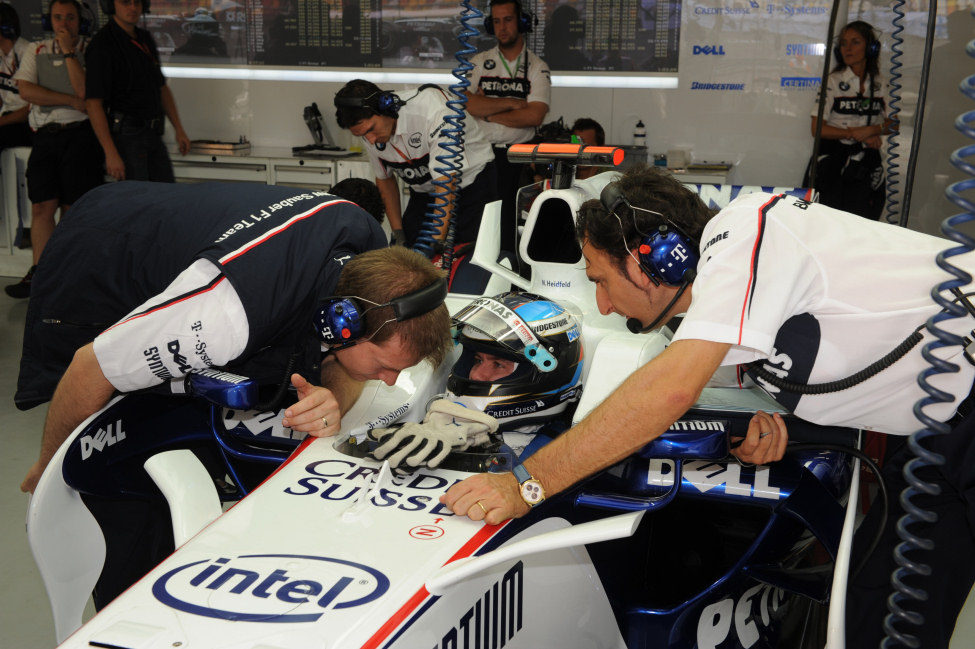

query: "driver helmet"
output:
447 291 583 431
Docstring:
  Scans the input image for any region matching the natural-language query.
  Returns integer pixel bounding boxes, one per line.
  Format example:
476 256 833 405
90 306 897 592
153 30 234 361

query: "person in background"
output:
0 2 33 249
807 20 894 220
85 0 190 181
334 79 496 251
330 176 385 226
5 0 103 299
571 116 605 180
466 0 550 254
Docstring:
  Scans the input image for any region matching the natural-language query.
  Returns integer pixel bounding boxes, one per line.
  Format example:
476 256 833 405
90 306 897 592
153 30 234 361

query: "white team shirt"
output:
468 45 551 146
812 68 888 146
93 259 250 393
14 36 89 129
0 38 29 114
672 192 975 434
362 86 494 193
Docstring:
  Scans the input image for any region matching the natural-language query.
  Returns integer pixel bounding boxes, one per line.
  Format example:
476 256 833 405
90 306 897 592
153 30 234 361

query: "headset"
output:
334 84 443 119
334 90 404 118
99 0 149 17
484 0 536 35
833 21 880 66
314 276 448 348
0 2 19 40
41 0 94 35
600 181 700 334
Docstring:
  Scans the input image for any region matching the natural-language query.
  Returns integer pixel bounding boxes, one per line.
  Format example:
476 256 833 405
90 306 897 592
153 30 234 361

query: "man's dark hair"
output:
336 247 451 367
330 177 385 224
489 0 520 12
571 117 605 146
0 2 21 39
576 164 715 279
335 79 383 130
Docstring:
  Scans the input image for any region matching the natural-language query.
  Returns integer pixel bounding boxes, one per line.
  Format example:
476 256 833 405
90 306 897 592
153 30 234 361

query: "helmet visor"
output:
452 297 558 372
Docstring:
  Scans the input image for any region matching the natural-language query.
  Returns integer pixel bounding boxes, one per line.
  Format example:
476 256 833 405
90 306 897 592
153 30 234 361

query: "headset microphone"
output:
625 270 695 334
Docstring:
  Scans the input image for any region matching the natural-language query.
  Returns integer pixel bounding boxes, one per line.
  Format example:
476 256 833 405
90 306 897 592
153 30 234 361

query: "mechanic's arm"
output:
376 176 403 232
160 85 190 155
482 101 548 129
280 357 364 438
463 91 526 118
441 339 731 523
21 343 115 494
810 116 858 141
0 104 28 127
87 97 125 180
18 79 84 112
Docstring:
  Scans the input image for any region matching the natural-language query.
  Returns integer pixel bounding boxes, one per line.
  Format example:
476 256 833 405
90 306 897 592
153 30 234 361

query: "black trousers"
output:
402 161 498 248
846 410 975 648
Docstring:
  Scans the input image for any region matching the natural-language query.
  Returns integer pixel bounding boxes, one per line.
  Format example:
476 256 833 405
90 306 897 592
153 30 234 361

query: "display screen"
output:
6 0 680 73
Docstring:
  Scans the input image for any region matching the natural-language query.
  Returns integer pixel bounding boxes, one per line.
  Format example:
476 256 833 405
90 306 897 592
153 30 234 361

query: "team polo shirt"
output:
15 181 385 407
671 192 975 434
468 45 551 146
0 38 29 114
362 86 494 193
812 68 888 146
14 37 90 129
85 19 165 118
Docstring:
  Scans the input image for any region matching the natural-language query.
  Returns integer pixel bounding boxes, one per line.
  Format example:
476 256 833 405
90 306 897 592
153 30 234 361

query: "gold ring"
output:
759 431 771 439
322 416 329 428
475 500 488 514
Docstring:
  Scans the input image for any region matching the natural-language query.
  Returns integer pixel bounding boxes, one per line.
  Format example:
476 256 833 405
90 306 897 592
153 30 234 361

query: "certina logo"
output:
692 45 725 55
152 554 389 622
786 43 825 56
408 131 422 148
691 82 745 91
80 420 126 460
781 77 820 89
432 561 523 648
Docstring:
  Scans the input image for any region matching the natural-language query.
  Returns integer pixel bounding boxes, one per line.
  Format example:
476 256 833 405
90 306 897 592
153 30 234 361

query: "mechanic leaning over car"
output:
466 0 551 254
16 180 452 609
442 163 975 649
334 79 498 250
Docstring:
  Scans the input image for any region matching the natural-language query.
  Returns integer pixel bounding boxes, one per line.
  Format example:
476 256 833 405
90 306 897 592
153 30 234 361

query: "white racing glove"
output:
370 399 499 468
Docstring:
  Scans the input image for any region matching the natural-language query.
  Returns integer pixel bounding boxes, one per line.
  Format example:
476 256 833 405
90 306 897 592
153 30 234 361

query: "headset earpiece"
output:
600 181 700 287
334 90 403 118
314 276 447 348
484 0 536 35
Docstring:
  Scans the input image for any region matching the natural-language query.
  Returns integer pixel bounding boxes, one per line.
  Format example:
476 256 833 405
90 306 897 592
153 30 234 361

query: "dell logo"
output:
693 45 726 56
152 554 390 622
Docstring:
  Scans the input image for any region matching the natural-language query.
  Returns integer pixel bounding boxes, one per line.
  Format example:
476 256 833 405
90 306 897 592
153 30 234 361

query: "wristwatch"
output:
512 463 545 507
63 52 76 59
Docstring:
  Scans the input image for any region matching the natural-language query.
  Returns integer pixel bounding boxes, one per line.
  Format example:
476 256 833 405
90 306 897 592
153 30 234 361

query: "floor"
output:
1 274 974 649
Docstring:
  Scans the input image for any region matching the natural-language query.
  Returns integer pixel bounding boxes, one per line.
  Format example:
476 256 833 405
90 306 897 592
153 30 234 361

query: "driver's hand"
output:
731 411 787 465
282 374 340 436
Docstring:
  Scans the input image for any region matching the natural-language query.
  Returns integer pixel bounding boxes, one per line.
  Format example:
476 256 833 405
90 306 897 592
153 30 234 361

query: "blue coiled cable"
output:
412 0 480 271
882 1 905 225
881 13 975 647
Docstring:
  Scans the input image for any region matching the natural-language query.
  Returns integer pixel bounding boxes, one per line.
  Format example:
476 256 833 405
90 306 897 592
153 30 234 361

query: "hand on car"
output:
731 410 788 465
282 373 340 437
440 471 528 524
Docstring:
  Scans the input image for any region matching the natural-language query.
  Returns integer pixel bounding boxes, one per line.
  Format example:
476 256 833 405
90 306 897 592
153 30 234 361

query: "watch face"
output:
521 479 545 505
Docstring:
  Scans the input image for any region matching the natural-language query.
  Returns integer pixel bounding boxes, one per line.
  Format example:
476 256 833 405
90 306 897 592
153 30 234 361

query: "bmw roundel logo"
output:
838 81 850 91
376 142 386 151
152 554 390 622
485 59 496 70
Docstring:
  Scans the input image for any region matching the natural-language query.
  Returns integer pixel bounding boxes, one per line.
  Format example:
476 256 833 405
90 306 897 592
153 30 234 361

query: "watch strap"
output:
512 463 532 484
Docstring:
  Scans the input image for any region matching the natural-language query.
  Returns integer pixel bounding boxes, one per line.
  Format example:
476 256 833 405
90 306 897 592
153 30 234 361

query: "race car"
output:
27 162 857 649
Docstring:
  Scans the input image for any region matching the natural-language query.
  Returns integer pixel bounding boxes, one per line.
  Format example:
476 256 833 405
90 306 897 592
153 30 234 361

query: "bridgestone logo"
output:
532 317 568 333
668 420 726 431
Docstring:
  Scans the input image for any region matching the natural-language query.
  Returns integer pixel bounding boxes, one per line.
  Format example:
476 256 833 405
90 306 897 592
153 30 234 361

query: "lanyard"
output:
389 141 412 163
498 48 522 79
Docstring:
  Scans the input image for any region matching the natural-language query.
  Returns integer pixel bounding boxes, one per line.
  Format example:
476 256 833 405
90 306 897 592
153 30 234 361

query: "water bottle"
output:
633 120 646 148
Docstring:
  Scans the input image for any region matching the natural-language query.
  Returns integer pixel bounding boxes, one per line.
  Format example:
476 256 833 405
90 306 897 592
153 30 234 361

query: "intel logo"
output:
152 554 390 622
692 45 726 55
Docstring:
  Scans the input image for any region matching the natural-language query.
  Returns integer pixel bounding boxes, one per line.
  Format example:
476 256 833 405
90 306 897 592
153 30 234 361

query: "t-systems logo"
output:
152 554 390 622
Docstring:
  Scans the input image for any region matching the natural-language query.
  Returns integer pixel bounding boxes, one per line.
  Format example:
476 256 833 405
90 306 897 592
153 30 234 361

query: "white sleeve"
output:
672 198 824 365
526 53 551 106
92 258 250 392
13 43 37 83
366 147 390 180
467 52 484 88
